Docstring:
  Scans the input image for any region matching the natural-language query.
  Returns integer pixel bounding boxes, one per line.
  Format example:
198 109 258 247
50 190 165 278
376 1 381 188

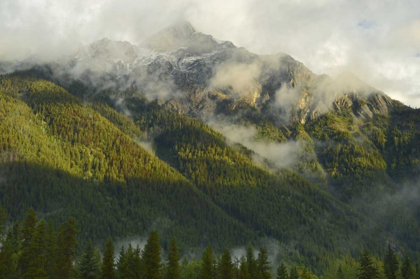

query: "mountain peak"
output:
140 21 197 51
167 21 196 37
140 21 235 53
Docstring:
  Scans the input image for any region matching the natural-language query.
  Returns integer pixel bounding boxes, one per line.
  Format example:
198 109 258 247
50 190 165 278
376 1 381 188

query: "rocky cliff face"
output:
54 21 404 124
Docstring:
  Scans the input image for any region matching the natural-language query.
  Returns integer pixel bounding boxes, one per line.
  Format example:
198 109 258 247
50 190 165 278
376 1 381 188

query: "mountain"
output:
1 21 420 269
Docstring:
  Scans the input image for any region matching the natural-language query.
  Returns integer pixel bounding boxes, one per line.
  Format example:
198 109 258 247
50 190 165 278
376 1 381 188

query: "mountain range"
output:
1 21 420 269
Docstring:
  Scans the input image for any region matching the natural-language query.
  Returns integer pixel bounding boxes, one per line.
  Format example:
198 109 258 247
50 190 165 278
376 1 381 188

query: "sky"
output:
1 0 419 106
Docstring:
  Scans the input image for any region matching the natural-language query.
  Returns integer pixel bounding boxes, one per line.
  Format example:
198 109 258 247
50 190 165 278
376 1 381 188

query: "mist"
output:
208 120 301 169
210 62 261 94
1 0 419 107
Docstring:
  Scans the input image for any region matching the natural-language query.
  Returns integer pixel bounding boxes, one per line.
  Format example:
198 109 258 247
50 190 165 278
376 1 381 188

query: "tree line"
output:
1 208 419 279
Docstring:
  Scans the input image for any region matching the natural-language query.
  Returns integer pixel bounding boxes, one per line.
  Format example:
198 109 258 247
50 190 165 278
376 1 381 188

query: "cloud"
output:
136 140 155 155
208 120 301 169
210 62 261 93
0 0 419 106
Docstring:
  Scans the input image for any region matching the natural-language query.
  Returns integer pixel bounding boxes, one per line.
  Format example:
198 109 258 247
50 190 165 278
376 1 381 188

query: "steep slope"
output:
87 89 420 267
0 74 255 249
2 21 420 268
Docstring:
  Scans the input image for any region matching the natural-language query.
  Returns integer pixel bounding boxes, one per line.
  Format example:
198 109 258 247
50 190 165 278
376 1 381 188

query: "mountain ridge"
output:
1 21 420 269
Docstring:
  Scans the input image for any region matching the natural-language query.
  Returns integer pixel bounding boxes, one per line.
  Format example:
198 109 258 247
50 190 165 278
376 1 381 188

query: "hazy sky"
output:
1 0 419 106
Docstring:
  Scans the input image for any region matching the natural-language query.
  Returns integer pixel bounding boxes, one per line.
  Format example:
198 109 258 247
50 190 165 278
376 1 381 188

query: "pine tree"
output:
200 246 214 279
18 208 38 276
258 248 271 279
384 244 398 279
167 238 180 279
45 220 58 278
133 245 144 279
239 256 251 279
357 250 378 279
122 244 137 279
337 265 344 278
402 255 413 279
300 268 311 279
0 205 7 236
289 267 299 279
219 249 233 279
26 220 48 279
116 246 128 279
101 238 115 279
143 231 162 279
56 217 78 279
277 263 289 279
246 245 258 279
0 225 19 277
78 241 100 279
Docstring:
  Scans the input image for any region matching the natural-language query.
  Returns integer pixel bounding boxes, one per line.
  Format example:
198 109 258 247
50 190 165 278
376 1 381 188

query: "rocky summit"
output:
53 21 403 124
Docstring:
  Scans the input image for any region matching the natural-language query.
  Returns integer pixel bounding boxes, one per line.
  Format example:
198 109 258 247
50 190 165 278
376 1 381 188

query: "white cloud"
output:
0 0 419 106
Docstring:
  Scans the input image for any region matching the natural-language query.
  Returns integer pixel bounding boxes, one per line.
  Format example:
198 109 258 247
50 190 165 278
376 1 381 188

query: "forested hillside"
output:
0 74 255 250
1 72 420 273
1 21 420 275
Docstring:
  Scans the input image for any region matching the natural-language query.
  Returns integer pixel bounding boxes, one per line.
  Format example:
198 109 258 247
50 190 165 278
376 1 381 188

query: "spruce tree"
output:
402 255 413 279
26 220 48 279
246 245 258 279
167 238 180 279
277 263 289 279
56 217 78 279
45 220 58 278
200 246 214 279
357 250 378 279
133 246 144 279
0 225 20 277
219 249 233 279
258 248 271 279
289 267 299 279
384 244 398 279
78 241 100 279
337 265 344 278
143 231 162 279
123 244 137 279
239 256 251 279
101 238 115 279
18 208 38 276
116 246 128 279
0 205 7 236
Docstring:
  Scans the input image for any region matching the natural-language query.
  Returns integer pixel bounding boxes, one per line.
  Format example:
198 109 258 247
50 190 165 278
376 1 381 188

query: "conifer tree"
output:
78 241 100 279
26 220 48 279
123 244 137 279
18 208 38 276
0 224 19 277
45 220 58 278
337 265 344 278
167 238 180 279
277 263 289 279
133 246 144 279
239 256 251 279
200 246 214 279
143 231 162 279
258 248 271 279
0 205 7 236
219 249 233 279
289 267 299 279
384 244 398 279
101 238 115 279
246 245 258 279
116 246 128 279
357 250 378 279
402 255 413 279
56 217 78 279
